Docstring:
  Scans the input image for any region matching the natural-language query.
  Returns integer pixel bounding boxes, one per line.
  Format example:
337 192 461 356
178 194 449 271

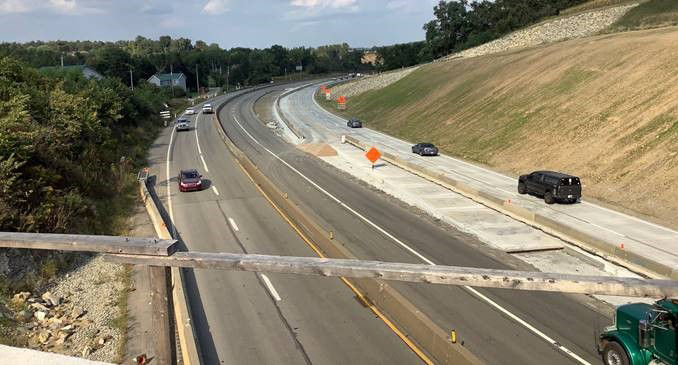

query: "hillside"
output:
324 27 678 227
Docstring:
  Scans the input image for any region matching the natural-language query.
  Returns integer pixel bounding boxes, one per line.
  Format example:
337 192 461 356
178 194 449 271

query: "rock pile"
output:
329 67 419 101
1 255 125 363
9 290 113 356
447 4 638 60
330 4 637 101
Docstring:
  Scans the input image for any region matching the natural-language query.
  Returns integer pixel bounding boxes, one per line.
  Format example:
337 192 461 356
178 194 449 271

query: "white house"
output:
148 73 187 92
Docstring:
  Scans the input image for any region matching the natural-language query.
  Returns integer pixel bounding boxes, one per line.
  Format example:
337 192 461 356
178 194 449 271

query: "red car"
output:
178 169 203 192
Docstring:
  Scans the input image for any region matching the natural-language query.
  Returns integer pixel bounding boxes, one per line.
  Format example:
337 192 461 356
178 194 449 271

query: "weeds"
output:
108 265 133 363
610 0 678 30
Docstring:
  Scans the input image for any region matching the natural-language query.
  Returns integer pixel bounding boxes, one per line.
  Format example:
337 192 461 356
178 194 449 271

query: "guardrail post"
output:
150 265 172 364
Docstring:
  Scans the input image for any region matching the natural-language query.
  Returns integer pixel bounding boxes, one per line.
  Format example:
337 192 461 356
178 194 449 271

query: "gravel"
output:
2 255 127 363
447 4 638 60
328 67 419 101
49 255 125 363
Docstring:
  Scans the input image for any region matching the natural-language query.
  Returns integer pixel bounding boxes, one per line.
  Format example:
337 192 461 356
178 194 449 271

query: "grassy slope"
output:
332 27 678 227
610 0 678 30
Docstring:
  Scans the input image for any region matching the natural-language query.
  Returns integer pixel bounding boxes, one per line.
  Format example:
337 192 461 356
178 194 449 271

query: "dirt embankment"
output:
340 27 678 228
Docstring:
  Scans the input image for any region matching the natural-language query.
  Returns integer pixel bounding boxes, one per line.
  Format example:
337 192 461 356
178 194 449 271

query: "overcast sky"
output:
0 0 438 48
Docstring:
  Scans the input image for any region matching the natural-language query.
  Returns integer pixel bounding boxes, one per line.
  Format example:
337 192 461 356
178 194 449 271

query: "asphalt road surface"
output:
147 90 423 364
216 84 611 365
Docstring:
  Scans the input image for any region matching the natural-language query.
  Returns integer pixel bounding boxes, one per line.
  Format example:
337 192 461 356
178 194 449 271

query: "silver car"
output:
175 120 190 131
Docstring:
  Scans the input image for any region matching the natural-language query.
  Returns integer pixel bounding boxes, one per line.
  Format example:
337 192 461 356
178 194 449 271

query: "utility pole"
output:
195 64 200 96
60 54 64 68
226 64 229 93
170 64 175 97
129 68 134 91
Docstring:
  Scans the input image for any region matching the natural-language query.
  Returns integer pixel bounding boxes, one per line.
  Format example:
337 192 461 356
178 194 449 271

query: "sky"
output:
0 0 439 48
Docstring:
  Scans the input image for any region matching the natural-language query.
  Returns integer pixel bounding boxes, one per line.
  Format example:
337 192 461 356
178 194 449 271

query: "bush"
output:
0 56 168 234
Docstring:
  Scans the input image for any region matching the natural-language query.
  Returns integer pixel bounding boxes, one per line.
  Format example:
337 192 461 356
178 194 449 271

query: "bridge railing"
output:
1 231 677 365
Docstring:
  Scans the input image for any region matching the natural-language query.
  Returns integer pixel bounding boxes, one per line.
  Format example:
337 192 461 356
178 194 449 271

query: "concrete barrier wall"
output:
213 101 483 364
139 182 202 365
343 136 675 280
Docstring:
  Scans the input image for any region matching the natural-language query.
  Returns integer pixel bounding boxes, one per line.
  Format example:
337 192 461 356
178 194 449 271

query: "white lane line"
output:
464 286 592 365
200 155 209 172
313 88 678 238
212 186 220 196
166 126 177 232
260 274 282 301
228 217 239 232
195 111 209 173
231 113 591 365
580 200 678 235
195 126 202 155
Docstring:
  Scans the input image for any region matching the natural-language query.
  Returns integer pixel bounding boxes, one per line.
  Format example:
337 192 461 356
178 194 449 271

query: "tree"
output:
86 46 132 81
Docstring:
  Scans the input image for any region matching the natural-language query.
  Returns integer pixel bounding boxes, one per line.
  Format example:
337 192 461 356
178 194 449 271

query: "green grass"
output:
107 265 132 364
610 0 678 30
560 0 643 16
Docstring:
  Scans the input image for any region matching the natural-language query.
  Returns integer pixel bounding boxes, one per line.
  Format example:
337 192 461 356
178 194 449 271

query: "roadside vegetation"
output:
608 0 678 30
321 27 678 229
560 0 641 16
0 55 169 352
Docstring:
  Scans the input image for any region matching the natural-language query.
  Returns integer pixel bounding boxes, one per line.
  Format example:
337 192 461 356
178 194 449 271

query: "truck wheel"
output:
518 182 527 194
602 342 629 365
544 191 555 204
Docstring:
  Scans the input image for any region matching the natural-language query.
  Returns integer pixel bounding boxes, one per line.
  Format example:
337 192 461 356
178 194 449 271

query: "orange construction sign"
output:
365 147 381 164
337 95 347 110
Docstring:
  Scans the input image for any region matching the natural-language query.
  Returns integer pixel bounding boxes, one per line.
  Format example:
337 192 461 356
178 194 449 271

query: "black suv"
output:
347 118 362 128
412 143 438 156
518 171 581 204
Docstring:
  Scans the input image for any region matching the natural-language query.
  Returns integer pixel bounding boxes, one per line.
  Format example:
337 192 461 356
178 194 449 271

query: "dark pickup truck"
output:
518 171 581 204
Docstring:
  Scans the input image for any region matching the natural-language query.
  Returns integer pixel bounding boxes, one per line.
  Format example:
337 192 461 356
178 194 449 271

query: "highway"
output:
146 90 422 364
281 85 678 278
217 84 612 365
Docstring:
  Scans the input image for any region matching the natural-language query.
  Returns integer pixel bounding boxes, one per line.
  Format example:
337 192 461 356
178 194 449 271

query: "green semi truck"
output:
599 298 677 365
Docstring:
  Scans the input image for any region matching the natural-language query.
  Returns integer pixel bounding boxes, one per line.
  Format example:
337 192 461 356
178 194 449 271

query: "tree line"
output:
363 0 591 70
0 38 376 93
421 0 589 59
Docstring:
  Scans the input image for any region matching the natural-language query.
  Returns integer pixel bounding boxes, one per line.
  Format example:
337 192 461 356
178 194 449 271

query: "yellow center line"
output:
234 161 434 365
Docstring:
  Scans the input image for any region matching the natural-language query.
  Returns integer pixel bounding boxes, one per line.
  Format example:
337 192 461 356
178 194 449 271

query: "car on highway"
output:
347 118 362 128
185 108 196 115
175 119 190 132
202 103 213 114
412 143 438 156
518 170 581 204
178 169 203 192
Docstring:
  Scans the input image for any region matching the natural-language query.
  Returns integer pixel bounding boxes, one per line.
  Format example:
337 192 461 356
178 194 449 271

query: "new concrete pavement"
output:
146 91 422 364
219 85 611 365
280 85 678 280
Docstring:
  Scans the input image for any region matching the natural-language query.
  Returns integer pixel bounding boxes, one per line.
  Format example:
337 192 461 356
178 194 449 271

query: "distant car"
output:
518 171 581 204
202 104 213 114
178 169 203 192
347 118 362 128
412 143 438 156
185 108 196 115
175 120 190 131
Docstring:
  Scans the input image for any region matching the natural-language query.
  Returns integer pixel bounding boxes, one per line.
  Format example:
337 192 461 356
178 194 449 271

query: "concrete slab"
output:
0 344 113 364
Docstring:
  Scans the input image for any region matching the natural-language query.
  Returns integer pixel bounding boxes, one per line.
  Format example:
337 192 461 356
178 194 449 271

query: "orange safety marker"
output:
366 147 381 169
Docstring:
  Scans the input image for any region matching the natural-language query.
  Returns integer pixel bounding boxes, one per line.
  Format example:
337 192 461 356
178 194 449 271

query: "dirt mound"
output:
333 26 678 228
297 143 338 157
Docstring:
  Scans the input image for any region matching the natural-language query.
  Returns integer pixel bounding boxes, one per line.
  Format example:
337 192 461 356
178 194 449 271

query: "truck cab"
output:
599 299 677 365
